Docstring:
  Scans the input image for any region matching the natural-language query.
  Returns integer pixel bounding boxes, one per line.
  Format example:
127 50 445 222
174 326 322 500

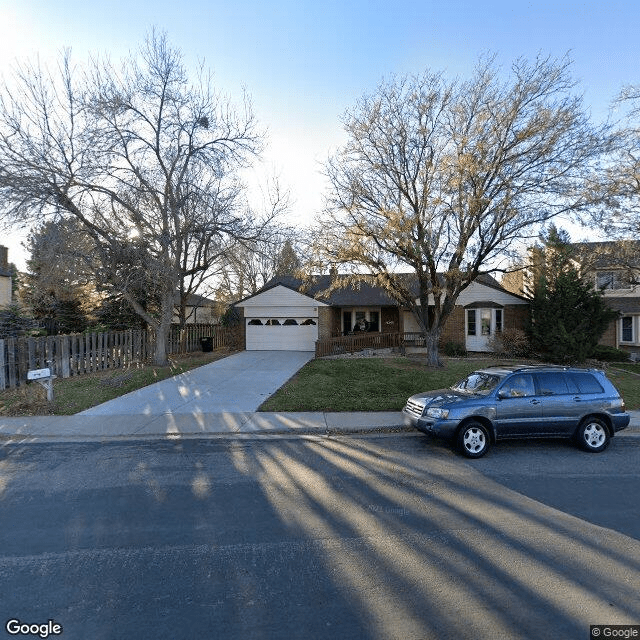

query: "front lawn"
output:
259 357 510 412
259 356 640 412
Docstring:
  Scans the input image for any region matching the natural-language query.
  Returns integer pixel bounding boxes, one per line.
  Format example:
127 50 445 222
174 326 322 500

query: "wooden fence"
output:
0 324 240 390
315 331 427 357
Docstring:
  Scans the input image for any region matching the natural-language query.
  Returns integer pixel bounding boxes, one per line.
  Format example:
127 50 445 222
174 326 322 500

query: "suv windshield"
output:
452 372 502 395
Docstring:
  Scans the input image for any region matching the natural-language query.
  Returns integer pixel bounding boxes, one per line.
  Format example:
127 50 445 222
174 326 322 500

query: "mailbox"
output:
27 368 52 380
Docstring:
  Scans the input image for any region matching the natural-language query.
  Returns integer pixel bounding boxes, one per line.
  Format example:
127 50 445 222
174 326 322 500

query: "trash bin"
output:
200 337 213 352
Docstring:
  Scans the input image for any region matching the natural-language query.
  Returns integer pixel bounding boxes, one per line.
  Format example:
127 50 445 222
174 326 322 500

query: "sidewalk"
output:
0 411 409 442
0 410 638 443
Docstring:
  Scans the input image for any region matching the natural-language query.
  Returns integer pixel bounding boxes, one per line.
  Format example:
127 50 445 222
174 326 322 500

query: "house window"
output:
597 270 630 290
467 310 476 336
621 316 634 343
495 309 503 333
342 309 381 334
481 309 491 336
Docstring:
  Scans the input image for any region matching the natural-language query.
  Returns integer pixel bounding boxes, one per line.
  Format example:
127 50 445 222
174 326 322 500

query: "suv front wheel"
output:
457 421 490 458
576 417 610 453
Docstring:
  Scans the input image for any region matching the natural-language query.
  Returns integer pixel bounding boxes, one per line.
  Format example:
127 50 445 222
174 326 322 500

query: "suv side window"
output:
535 372 570 395
501 374 536 397
567 372 604 394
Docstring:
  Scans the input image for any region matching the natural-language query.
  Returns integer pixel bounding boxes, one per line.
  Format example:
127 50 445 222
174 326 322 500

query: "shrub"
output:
590 345 630 362
443 341 467 357
488 328 532 358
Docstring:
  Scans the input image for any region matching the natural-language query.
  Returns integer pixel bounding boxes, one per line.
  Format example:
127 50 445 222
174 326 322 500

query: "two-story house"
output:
577 241 640 356
503 240 640 357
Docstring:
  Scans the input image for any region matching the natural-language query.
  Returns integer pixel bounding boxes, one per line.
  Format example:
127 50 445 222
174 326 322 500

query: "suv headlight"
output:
426 407 449 419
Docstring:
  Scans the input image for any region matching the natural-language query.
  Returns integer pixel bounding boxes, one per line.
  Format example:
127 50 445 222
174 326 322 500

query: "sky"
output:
1 0 639 270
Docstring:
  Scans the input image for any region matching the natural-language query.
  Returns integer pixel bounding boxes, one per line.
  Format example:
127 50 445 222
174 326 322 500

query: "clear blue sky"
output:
2 0 639 267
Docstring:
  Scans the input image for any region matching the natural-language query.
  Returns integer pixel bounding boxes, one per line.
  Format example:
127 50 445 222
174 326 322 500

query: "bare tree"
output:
589 85 640 237
0 31 262 364
213 180 302 301
318 54 613 365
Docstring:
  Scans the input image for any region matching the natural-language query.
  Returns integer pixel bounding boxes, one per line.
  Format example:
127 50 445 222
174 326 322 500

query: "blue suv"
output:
403 365 630 457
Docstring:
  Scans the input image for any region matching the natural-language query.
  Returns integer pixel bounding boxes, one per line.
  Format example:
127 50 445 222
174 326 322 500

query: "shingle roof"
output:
602 297 640 314
261 272 514 306
573 240 640 269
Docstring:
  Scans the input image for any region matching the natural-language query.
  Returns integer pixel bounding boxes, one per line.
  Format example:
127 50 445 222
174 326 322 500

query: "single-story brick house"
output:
234 273 529 352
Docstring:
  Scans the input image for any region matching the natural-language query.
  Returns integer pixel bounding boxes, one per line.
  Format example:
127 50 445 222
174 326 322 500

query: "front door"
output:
465 308 503 352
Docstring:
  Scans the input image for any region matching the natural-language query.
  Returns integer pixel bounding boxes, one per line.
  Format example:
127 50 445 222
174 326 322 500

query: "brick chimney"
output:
0 246 7 271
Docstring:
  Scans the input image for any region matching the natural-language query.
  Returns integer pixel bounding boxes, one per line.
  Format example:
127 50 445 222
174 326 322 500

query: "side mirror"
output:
497 388 510 400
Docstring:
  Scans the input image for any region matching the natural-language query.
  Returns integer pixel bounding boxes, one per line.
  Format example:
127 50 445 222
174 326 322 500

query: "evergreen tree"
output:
274 239 301 276
528 226 619 362
0 303 35 337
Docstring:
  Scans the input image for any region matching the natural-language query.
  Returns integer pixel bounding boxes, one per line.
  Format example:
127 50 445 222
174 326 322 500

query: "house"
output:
173 293 218 325
576 241 640 356
502 240 640 357
0 246 12 307
234 273 529 352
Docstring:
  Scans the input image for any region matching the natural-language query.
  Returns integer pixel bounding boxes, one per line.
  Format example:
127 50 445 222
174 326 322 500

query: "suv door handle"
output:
530 399 541 405
573 396 582 402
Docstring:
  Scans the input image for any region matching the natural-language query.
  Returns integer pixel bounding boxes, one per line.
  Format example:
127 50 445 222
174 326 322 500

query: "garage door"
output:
246 318 318 351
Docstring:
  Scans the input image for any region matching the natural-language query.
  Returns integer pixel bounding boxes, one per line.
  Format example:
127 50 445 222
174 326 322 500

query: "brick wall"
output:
439 306 466 346
317 307 335 341
381 306 400 333
504 305 530 332
599 320 617 348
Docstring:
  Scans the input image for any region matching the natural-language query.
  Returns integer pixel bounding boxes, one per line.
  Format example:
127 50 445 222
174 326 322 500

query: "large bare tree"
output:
318 54 613 365
0 32 262 364
589 85 640 237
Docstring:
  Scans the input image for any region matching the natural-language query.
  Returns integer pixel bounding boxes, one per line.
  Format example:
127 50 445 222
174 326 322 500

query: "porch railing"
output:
315 331 427 357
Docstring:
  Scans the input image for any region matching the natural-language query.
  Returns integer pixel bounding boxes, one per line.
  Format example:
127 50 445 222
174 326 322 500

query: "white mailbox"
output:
27 367 56 401
27 368 52 381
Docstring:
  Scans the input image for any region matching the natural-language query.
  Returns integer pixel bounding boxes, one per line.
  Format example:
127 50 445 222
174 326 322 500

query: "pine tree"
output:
528 227 619 362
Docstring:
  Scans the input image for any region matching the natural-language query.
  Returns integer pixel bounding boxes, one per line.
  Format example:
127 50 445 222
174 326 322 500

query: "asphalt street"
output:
1 432 639 640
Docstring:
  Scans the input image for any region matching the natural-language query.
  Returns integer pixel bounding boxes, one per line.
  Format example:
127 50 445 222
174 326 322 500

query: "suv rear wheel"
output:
576 417 610 453
457 421 490 458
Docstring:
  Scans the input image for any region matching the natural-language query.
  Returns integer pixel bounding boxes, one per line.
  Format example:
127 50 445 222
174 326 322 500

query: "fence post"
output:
0 338 5 390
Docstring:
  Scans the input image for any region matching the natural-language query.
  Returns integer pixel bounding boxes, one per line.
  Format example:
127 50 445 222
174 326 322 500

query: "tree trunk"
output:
153 326 170 366
152 299 175 366
424 330 443 367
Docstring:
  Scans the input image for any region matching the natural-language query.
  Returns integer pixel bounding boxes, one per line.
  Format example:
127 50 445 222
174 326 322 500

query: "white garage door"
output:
246 319 318 351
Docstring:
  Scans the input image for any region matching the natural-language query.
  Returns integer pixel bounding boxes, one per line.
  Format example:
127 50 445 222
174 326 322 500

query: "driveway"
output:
80 351 314 416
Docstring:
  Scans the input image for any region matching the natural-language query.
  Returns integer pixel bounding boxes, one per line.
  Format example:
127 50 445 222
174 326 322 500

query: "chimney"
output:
0 246 7 271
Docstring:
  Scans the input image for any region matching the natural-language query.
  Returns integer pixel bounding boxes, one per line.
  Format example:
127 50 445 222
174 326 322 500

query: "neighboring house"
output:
234 273 529 353
0 246 12 307
576 241 640 356
173 293 218 325
502 240 640 357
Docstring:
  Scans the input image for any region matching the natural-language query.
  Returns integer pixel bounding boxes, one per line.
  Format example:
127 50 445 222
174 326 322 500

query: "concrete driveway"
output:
80 351 314 416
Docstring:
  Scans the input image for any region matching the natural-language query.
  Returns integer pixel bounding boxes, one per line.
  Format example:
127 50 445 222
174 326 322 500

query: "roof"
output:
572 240 640 269
257 272 520 306
602 297 640 314
182 293 215 306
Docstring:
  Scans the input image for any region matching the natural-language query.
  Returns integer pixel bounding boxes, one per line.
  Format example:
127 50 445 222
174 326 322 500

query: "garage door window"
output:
248 319 263 325
284 319 298 325
301 319 316 325
266 319 281 326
